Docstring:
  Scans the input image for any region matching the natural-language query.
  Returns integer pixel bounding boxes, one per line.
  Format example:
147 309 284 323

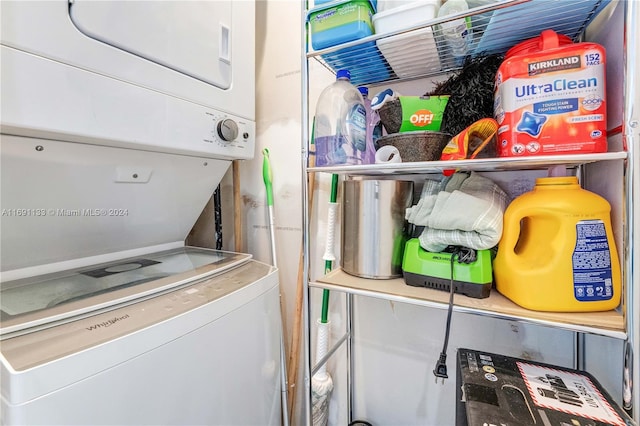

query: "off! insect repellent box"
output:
494 30 607 157
456 348 634 426
398 95 449 132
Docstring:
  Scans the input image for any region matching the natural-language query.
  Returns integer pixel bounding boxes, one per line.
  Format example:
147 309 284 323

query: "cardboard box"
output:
456 348 634 426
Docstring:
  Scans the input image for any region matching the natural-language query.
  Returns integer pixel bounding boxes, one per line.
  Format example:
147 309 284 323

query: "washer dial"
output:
217 119 239 142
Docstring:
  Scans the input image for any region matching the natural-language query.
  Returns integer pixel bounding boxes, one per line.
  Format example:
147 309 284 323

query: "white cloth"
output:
405 172 509 252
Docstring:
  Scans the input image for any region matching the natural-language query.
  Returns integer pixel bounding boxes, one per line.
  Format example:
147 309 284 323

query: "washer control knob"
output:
217 119 239 142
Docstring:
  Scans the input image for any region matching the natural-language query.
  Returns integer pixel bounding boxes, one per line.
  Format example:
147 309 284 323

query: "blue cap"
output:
358 86 368 96
336 69 351 80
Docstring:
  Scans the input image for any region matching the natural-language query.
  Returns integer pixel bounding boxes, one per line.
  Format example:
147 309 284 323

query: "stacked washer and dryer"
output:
0 2 283 424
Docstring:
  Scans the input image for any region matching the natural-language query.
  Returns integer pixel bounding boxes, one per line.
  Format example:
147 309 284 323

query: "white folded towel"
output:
405 172 509 252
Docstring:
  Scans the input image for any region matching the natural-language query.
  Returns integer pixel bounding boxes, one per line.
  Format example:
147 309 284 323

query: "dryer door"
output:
69 1 232 89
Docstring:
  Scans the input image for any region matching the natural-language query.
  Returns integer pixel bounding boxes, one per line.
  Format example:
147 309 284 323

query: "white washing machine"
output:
0 249 282 425
0 1 282 424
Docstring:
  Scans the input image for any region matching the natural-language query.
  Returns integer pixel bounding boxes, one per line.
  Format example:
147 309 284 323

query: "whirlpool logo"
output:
86 314 130 331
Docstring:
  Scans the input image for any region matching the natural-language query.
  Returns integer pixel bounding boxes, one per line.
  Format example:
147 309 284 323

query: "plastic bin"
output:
320 41 392 84
376 0 417 12
314 0 377 10
308 0 391 84
372 0 442 77
308 0 378 50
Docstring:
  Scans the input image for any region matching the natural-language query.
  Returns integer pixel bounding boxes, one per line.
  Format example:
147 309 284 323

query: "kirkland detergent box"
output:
456 349 634 426
494 30 607 157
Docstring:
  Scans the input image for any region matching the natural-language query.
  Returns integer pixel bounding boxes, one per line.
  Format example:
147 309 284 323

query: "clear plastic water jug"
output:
314 69 367 166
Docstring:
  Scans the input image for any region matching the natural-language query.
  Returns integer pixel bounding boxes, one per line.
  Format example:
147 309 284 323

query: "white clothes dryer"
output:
1 0 255 158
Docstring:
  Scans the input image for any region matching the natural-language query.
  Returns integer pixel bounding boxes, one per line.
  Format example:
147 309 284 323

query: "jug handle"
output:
499 205 545 259
540 29 559 50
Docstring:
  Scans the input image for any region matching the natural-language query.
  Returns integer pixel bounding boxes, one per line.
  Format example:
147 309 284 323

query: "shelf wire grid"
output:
306 0 612 85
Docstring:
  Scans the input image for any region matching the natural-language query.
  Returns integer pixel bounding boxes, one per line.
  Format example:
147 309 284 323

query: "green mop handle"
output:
262 148 274 207
321 174 339 323
262 148 277 267
262 148 291 426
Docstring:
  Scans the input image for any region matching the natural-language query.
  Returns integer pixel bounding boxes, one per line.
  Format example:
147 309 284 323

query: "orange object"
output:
440 118 499 176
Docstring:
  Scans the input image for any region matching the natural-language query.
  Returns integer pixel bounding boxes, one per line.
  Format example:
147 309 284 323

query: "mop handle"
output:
322 202 338 262
262 148 274 207
262 148 290 426
262 148 278 267
268 205 277 267
320 174 339 324
323 174 339 264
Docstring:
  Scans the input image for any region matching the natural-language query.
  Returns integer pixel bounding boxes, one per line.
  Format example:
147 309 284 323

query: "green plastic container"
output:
308 0 376 50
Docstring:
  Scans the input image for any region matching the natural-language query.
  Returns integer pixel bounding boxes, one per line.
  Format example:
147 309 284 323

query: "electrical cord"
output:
433 246 476 383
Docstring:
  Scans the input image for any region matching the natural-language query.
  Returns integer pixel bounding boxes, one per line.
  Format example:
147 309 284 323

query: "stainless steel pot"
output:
341 179 414 279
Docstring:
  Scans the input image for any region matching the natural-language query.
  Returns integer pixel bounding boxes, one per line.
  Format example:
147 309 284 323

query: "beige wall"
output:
251 3 338 423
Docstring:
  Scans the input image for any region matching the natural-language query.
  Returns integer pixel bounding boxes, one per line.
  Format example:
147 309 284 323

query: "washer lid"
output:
69 0 232 89
0 247 251 338
0 136 234 274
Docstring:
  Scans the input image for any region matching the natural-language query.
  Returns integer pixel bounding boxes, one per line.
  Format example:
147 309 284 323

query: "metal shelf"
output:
308 151 627 175
302 0 640 422
306 0 612 85
313 268 627 340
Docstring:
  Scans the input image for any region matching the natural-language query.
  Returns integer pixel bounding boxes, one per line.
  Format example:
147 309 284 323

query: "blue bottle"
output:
358 86 382 164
